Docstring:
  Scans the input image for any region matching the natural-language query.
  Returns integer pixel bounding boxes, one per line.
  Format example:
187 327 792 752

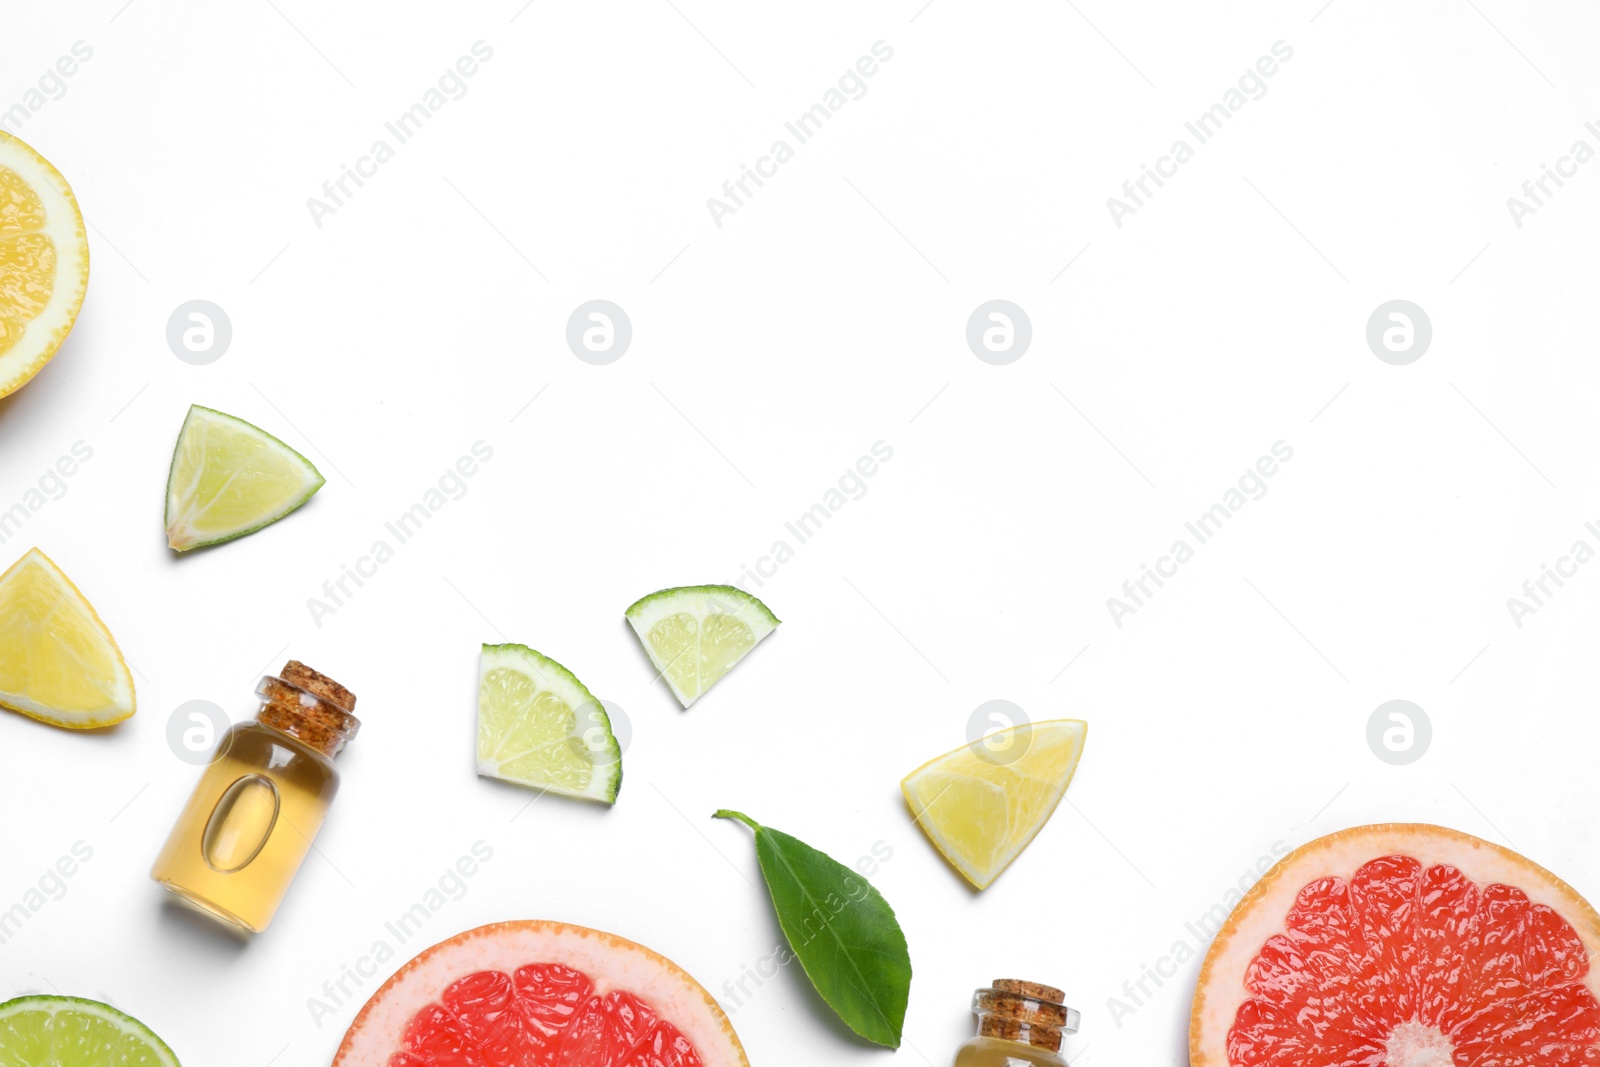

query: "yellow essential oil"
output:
151 661 359 933
953 981 1079 1067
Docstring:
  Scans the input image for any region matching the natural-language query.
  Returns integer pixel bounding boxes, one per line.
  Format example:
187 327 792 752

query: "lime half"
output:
625 585 779 707
0 995 179 1066
477 643 621 803
164 404 324 552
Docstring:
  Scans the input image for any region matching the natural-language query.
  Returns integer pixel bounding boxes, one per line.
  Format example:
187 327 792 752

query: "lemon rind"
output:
0 133 88 400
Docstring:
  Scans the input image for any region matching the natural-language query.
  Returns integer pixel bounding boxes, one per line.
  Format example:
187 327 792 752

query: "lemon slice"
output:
624 585 779 707
0 549 135 728
901 719 1087 890
0 995 179 1067
477 643 621 803
165 405 325 551
0 133 88 399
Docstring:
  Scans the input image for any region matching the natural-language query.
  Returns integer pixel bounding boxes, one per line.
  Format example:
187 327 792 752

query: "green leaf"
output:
714 809 912 1048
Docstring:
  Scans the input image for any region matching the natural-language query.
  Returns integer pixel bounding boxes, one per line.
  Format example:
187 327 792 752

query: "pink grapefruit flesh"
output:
1191 824 1600 1067
335 921 747 1067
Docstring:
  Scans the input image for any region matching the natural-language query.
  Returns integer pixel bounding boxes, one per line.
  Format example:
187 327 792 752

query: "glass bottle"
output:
151 660 359 933
953 980 1080 1067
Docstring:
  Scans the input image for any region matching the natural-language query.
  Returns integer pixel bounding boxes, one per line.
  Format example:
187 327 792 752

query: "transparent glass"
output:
151 721 339 932
151 669 357 933
954 985 1077 1067
953 1036 1068 1067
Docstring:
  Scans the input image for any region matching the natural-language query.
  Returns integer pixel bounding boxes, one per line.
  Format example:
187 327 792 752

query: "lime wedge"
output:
476 643 621 803
0 548 135 728
901 719 1087 890
0 995 179 1066
624 585 779 707
164 405 324 552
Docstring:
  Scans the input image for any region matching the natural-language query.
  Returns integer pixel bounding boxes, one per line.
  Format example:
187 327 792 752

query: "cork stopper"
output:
256 661 360 757
279 660 357 712
994 979 1065 1006
973 980 1078 1053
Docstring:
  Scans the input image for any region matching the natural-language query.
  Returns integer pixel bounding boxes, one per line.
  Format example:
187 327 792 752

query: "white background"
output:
3 1 1600 1065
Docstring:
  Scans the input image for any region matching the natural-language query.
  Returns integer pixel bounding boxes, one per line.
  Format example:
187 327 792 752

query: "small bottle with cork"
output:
954 980 1080 1067
151 661 360 933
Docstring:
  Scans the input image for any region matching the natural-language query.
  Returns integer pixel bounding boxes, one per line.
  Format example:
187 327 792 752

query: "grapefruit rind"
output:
333 920 748 1067
1189 823 1600 1067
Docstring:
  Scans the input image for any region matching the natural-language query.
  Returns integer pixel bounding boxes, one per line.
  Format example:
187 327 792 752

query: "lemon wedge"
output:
901 719 1087 889
0 548 134 728
0 133 88 398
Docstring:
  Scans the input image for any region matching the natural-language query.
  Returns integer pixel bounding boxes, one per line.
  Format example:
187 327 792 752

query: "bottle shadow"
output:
155 893 253 958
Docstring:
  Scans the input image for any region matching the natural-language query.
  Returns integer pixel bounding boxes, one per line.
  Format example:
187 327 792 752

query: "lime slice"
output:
0 995 179 1066
901 719 1087 890
164 405 325 552
624 585 779 708
476 643 621 803
0 548 134 728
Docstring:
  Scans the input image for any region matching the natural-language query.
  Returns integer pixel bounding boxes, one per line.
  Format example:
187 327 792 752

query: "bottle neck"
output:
972 982 1078 1055
254 671 359 758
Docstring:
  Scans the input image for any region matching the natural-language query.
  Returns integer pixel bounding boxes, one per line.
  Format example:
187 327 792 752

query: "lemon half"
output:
0 133 88 398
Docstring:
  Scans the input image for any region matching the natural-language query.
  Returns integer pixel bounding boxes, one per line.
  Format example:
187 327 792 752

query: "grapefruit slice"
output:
335 921 748 1067
1191 823 1600 1067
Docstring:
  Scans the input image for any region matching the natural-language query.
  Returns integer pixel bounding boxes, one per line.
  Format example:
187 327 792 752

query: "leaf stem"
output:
712 809 760 831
